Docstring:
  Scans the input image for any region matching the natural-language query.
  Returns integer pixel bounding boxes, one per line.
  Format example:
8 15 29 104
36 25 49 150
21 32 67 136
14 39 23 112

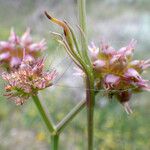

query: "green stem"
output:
78 0 87 35
56 99 86 134
51 134 59 150
77 0 91 65
78 0 95 149
32 95 56 134
86 77 95 150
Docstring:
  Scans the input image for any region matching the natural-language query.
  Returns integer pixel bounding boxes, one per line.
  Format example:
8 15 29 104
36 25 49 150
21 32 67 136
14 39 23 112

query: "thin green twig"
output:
56 99 86 134
32 95 56 134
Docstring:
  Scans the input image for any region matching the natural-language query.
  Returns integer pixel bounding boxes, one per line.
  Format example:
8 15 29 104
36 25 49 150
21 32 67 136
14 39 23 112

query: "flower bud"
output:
88 42 99 61
116 91 132 114
21 28 32 46
104 74 120 90
9 28 20 44
93 60 106 72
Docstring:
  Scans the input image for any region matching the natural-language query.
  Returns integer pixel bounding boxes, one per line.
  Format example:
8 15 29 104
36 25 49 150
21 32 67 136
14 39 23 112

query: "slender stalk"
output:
51 134 59 150
78 0 87 33
56 99 86 134
77 0 90 65
32 95 56 134
78 0 95 150
86 77 95 150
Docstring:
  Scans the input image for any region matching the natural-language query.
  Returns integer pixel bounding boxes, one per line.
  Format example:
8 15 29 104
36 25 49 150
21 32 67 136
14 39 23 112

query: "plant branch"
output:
56 99 86 134
32 95 56 134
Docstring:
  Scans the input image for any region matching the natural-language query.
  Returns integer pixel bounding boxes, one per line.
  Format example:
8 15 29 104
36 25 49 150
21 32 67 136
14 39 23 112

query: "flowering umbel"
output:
0 28 46 70
89 40 150 113
2 57 57 105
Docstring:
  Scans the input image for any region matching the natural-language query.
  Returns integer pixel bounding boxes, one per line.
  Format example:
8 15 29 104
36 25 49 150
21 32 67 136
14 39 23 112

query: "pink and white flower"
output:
88 40 150 113
2 57 57 105
0 28 47 70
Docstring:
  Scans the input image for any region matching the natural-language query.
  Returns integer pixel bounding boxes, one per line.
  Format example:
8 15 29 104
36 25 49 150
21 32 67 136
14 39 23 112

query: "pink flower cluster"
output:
2 57 57 105
89 40 150 113
0 28 46 70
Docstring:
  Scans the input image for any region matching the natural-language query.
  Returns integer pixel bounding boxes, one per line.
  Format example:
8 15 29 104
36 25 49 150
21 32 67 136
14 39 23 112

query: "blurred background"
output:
0 0 150 149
